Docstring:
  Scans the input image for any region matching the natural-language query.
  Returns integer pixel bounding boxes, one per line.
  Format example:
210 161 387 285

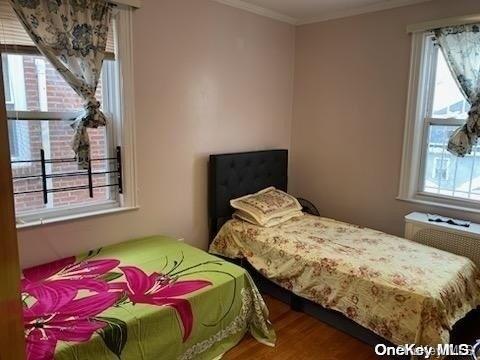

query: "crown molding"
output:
212 0 435 26
407 13 480 33
212 0 297 25
111 0 141 9
297 0 433 25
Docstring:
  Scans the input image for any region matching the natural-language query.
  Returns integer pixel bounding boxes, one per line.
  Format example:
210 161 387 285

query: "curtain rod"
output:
109 0 141 9
407 14 480 33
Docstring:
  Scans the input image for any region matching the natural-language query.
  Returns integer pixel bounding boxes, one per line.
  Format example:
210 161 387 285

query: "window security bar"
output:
7 110 83 121
12 146 123 204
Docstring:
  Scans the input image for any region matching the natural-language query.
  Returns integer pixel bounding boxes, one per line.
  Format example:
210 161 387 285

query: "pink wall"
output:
17 0 295 268
18 0 480 269
290 0 480 237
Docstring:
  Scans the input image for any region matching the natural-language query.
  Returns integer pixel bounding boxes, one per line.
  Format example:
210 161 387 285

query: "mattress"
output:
22 236 275 360
209 214 480 348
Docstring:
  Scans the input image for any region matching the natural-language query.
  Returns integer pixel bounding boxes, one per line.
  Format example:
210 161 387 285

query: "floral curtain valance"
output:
9 0 113 169
434 24 480 157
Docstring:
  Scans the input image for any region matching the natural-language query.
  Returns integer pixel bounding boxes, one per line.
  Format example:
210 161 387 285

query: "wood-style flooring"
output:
223 295 379 360
224 295 480 360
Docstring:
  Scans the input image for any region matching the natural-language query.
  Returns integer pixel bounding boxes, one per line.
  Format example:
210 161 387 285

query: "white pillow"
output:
233 209 303 227
230 187 302 226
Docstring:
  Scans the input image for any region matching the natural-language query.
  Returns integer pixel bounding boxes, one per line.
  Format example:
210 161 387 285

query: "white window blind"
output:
0 0 115 58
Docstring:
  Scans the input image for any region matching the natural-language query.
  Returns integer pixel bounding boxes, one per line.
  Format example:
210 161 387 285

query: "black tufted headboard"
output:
208 149 288 241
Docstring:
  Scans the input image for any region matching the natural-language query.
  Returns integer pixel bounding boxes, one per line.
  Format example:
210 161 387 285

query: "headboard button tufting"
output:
208 149 288 242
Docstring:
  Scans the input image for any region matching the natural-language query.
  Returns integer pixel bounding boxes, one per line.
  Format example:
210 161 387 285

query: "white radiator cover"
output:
404 212 480 268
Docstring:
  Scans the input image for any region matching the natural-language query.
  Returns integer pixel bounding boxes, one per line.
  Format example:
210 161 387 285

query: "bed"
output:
22 236 275 360
208 149 480 354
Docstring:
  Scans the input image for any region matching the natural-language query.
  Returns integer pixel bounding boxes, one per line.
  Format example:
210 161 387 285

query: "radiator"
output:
404 212 480 268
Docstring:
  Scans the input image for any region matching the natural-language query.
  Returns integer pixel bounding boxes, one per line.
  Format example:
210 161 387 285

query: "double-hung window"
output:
3 53 26 159
399 26 480 212
0 0 137 226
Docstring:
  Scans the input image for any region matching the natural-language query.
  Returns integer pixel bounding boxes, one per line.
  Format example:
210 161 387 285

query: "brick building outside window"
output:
1 0 137 226
6 53 113 215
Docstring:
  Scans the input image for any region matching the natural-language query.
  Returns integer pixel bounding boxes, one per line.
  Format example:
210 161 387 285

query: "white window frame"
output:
432 157 451 181
3 55 14 105
12 6 138 228
398 31 480 213
4 54 29 161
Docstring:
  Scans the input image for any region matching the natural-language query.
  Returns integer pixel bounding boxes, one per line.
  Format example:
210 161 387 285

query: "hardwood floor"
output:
224 295 379 360
224 295 480 360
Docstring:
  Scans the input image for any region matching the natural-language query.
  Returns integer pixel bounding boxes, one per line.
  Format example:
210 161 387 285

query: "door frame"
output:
0 51 25 360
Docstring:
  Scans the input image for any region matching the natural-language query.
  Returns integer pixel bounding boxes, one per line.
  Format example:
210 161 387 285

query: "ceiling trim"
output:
111 0 141 8
407 13 480 33
212 0 297 24
212 0 435 26
297 0 433 25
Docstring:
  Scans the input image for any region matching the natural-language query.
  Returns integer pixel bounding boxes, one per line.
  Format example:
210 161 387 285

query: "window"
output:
399 31 480 211
1 2 138 225
3 55 13 105
432 157 450 181
7 119 18 157
3 54 28 160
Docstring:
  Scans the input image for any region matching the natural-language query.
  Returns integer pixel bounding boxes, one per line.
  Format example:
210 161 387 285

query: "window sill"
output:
397 194 480 215
16 206 139 230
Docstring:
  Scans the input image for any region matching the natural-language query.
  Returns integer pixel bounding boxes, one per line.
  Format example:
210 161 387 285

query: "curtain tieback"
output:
84 99 106 125
466 98 480 133
71 99 106 130
71 99 107 169
468 98 480 115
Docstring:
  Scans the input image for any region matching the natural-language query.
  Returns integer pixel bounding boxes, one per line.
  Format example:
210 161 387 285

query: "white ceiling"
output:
215 0 433 25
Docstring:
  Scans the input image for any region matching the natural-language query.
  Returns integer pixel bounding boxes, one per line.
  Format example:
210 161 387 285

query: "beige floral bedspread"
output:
209 214 480 347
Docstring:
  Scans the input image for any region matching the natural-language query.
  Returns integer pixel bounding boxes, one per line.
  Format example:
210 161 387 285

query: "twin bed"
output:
208 149 480 356
23 149 480 359
22 236 274 360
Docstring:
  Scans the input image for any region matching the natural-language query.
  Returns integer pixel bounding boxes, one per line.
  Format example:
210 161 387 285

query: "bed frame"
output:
208 149 400 350
208 149 477 356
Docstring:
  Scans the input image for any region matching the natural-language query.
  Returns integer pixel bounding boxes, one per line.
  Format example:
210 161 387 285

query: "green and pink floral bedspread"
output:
22 236 275 360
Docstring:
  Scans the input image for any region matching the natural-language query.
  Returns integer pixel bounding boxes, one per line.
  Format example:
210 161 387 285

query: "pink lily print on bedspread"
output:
22 256 120 306
24 291 119 360
22 252 217 360
115 266 212 341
